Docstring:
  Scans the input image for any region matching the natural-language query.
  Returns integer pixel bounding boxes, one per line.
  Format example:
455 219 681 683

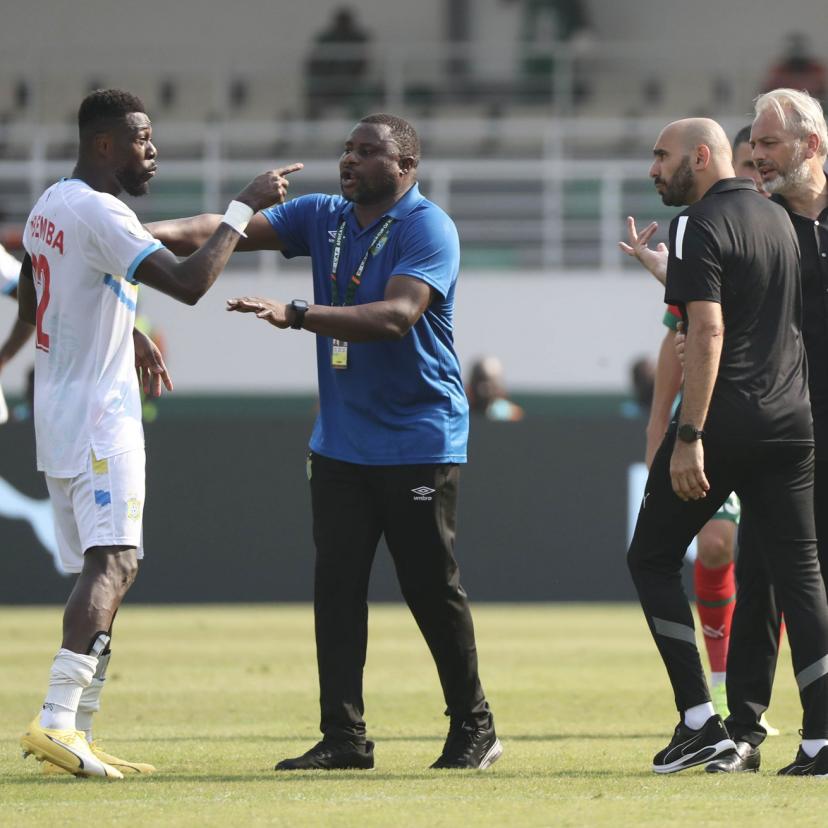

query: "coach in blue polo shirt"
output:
215 114 500 772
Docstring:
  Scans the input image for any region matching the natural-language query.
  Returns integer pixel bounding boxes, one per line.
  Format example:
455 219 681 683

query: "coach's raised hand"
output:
235 164 304 212
619 216 668 285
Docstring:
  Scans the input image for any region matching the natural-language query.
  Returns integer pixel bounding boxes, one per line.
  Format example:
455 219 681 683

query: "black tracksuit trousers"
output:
308 452 489 744
628 429 828 739
725 459 828 746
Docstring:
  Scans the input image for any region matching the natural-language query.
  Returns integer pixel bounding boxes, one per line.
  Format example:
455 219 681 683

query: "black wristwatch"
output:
677 424 704 443
289 299 309 330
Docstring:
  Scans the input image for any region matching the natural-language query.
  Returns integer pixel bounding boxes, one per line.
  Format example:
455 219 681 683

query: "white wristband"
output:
222 200 255 237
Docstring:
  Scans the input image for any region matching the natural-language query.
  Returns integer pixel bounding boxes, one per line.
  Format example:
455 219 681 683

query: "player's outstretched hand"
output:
226 296 290 329
619 216 669 285
133 329 173 397
235 164 304 213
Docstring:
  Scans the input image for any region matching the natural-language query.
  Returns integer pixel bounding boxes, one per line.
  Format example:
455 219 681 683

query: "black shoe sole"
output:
275 741 375 771
652 738 736 774
705 750 760 773
431 738 503 770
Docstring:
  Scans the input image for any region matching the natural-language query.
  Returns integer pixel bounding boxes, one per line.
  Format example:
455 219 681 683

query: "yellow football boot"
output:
43 740 156 775
20 718 123 779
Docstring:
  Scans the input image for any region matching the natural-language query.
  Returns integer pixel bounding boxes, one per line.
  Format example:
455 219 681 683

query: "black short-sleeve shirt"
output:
771 186 828 459
664 178 813 445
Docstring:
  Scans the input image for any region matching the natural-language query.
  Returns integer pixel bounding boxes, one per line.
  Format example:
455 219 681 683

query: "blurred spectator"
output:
0 208 24 251
0 242 34 424
14 79 30 112
621 356 655 419
711 75 734 110
466 356 524 422
503 0 592 105
641 75 664 108
158 77 177 111
10 366 35 423
228 77 249 112
762 33 827 106
305 7 372 118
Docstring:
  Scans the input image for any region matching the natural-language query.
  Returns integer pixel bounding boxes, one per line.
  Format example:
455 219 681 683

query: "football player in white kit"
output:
17 89 302 779
0 242 34 422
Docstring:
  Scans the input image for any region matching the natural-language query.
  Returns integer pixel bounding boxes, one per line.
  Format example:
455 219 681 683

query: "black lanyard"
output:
329 216 395 307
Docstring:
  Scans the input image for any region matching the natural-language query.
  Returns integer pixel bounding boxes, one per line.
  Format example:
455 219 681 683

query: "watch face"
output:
678 425 700 442
290 300 308 329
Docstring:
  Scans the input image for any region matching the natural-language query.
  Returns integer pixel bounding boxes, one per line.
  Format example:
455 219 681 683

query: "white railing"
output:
0 116 750 271
0 36 768 123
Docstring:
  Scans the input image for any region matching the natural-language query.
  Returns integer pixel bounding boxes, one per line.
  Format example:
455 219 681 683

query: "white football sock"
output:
801 738 828 758
40 649 97 731
683 702 716 730
76 651 111 742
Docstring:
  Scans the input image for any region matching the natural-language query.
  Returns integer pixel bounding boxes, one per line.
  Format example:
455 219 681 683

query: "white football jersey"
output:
0 242 21 296
22 178 162 476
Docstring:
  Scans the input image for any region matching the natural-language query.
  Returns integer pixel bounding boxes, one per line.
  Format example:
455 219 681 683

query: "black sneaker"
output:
275 739 375 771
705 740 760 773
652 715 735 774
777 745 828 776
430 716 503 770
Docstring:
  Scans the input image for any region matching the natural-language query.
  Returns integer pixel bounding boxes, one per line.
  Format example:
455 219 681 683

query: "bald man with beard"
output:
626 118 828 775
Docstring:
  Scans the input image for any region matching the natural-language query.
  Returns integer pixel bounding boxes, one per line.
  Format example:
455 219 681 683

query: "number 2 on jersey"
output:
32 253 51 352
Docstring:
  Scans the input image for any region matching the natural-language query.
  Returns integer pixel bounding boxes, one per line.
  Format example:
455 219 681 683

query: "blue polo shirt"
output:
263 183 469 465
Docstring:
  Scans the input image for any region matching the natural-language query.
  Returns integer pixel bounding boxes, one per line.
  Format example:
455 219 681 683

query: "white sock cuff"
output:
52 649 98 687
683 701 716 730
801 738 828 758
45 682 85 712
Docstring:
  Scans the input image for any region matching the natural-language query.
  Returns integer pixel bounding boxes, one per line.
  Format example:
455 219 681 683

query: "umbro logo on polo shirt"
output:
328 230 337 242
411 486 435 501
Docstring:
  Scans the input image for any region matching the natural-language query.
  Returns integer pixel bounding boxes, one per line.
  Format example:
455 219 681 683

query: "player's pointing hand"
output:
235 163 304 213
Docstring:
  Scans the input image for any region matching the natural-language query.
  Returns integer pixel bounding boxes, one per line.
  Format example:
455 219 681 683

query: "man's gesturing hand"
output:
235 164 304 213
670 440 709 501
133 328 173 397
619 216 669 285
226 296 291 328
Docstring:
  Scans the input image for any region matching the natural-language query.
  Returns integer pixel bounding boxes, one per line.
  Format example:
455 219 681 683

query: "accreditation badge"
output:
331 339 349 369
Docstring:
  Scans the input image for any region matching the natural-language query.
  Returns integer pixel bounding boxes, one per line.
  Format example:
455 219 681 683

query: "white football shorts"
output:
45 448 145 573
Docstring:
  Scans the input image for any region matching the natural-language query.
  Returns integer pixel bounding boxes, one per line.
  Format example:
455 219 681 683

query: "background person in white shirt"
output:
17 89 301 779
0 242 34 423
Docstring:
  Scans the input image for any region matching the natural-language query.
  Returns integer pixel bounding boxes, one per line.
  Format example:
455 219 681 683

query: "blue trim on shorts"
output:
94 489 112 507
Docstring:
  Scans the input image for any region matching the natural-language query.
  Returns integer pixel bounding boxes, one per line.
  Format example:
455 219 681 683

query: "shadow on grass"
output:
122 732 661 744
1 769 657 786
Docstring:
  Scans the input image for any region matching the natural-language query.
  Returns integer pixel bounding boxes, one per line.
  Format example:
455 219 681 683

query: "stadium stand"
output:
0 0 825 269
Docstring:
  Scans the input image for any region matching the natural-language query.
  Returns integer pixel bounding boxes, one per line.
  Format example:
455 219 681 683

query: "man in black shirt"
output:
711 88 828 774
627 116 828 775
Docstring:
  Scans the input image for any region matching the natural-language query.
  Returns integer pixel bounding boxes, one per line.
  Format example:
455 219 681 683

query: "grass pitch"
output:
0 603 823 827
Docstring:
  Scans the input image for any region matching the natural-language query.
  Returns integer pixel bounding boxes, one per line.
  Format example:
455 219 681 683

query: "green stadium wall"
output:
0 398 648 603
